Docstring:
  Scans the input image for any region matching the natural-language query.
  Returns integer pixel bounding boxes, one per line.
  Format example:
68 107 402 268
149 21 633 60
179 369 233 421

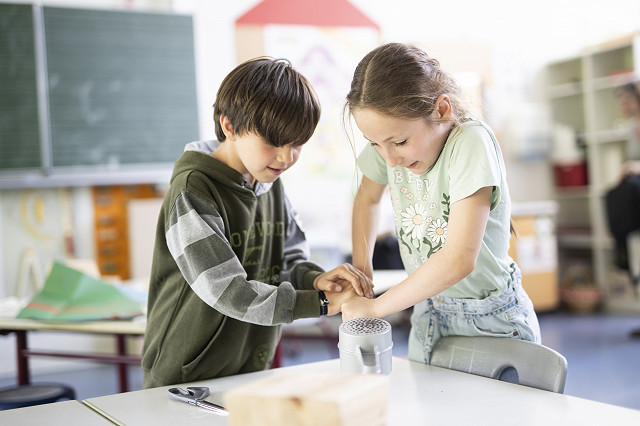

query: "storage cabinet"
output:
546 34 640 312
92 184 161 280
508 202 559 312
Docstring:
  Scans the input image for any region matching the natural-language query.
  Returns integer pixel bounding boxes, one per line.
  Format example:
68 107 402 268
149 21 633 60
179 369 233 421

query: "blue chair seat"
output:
0 383 76 410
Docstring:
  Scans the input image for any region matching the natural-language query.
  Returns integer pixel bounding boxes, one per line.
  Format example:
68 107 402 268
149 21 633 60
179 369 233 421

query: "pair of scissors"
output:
167 386 228 415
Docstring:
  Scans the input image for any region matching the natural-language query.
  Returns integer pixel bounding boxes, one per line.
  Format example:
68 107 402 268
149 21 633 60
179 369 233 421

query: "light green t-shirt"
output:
358 118 517 299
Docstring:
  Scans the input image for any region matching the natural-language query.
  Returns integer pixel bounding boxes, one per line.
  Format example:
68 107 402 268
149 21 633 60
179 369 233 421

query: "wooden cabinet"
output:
509 202 559 312
546 33 640 312
92 184 160 280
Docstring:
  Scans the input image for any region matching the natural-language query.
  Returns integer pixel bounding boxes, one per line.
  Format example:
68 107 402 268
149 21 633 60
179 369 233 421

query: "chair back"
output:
430 336 568 393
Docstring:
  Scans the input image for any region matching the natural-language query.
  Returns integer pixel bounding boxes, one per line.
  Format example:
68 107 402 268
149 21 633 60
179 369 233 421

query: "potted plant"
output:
559 263 603 314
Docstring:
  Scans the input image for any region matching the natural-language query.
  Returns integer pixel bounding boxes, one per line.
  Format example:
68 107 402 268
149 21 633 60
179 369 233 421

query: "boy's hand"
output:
313 263 374 299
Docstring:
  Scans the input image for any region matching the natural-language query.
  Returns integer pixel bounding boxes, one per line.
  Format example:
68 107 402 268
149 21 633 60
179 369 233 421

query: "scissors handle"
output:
195 399 228 415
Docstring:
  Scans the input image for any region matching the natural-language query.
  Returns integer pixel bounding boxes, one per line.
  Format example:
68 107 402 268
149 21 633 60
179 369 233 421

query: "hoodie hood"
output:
171 140 273 196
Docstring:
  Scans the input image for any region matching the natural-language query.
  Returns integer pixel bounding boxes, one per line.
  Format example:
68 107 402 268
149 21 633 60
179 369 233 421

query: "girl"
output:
341 43 541 364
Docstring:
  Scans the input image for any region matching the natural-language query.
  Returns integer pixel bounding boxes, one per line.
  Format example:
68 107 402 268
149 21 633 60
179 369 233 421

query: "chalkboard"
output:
0 4 41 170
0 4 199 183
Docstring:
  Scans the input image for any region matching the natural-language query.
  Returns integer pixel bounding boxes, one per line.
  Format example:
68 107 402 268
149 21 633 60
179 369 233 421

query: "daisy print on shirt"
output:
391 168 450 269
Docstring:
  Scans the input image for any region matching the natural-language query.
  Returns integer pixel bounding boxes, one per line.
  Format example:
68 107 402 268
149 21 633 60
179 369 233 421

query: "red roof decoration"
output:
235 0 379 29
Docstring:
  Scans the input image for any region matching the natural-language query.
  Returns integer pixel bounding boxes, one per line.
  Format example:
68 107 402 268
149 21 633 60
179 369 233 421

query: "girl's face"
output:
353 107 451 175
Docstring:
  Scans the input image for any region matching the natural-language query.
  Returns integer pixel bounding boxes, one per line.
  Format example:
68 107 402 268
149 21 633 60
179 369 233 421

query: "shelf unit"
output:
546 34 640 312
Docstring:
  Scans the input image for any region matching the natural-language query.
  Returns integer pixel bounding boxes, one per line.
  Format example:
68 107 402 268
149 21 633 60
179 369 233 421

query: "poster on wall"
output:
234 0 380 257
0 189 68 299
267 26 378 254
264 25 378 179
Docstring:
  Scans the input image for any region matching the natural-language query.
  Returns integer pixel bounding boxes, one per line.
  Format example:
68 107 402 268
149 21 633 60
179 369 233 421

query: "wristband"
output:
318 290 329 316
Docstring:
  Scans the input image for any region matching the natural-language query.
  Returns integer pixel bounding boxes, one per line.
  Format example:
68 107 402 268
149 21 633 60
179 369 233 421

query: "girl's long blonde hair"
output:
344 42 468 125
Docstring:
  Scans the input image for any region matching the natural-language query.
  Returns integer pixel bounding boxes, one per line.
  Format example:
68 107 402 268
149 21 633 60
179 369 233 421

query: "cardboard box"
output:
509 204 560 312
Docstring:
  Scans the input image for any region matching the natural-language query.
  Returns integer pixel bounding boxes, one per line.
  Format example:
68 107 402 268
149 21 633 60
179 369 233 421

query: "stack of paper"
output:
17 261 143 321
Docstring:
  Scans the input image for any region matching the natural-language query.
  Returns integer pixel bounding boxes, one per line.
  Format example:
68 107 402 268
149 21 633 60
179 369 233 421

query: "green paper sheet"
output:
16 261 143 321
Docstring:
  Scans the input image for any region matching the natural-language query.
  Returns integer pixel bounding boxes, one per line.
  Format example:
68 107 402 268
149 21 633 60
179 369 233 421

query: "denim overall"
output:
408 268 541 364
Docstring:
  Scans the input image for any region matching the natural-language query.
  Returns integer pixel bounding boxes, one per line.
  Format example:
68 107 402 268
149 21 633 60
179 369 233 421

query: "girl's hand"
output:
314 263 375 299
340 297 379 322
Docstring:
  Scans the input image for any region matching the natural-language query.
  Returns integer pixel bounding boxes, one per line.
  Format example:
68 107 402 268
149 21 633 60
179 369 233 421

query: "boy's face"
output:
234 132 302 184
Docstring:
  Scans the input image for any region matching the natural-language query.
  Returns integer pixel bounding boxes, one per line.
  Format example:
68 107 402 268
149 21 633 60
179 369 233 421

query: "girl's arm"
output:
342 186 493 320
352 176 387 278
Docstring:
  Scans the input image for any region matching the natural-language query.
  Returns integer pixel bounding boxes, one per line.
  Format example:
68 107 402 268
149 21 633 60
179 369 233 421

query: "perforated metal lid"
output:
340 318 391 336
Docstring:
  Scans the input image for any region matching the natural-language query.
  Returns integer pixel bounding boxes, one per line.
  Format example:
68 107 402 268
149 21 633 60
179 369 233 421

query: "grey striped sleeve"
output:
165 190 297 325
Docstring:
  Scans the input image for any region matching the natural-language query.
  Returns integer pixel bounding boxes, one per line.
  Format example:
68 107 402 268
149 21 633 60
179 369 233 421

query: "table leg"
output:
271 338 283 369
116 334 129 393
16 330 31 385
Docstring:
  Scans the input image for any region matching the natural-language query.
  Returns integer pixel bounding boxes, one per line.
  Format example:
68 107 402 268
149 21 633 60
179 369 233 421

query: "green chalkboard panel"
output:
0 4 198 185
0 4 41 170
43 6 198 168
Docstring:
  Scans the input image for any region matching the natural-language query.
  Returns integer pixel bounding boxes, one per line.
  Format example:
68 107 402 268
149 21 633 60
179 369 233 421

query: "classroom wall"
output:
1 0 639 379
0 0 175 380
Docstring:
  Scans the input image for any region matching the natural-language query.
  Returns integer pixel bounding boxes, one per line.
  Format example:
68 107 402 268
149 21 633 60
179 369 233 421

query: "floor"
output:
1 311 640 411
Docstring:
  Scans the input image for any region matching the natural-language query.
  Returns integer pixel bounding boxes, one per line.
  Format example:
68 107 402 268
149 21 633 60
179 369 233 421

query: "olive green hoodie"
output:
142 141 323 388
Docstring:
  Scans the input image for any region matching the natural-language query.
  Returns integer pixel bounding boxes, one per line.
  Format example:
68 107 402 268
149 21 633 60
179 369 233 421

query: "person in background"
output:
617 82 640 176
341 43 541 364
142 57 373 388
615 82 640 338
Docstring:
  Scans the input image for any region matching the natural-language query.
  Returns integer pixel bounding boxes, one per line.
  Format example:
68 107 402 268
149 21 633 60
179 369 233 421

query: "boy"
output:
142 58 371 388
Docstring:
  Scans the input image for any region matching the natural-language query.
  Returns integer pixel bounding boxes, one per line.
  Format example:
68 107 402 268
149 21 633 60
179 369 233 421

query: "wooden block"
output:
224 372 389 426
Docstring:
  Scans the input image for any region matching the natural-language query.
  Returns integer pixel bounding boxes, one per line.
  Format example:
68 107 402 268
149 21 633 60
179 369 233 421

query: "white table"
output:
82 357 640 425
0 400 112 425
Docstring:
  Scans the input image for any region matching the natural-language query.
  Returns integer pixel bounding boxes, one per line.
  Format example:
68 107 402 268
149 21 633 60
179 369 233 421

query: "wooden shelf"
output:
554 186 590 199
591 71 639 91
547 82 583 99
557 227 592 250
594 128 631 144
547 33 640 303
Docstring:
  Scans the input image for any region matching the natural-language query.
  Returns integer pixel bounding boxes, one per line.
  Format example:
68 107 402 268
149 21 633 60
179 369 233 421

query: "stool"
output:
0 383 76 410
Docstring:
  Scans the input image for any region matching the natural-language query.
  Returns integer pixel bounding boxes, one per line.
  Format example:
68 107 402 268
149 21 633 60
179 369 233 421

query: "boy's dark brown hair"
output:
213 57 321 147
